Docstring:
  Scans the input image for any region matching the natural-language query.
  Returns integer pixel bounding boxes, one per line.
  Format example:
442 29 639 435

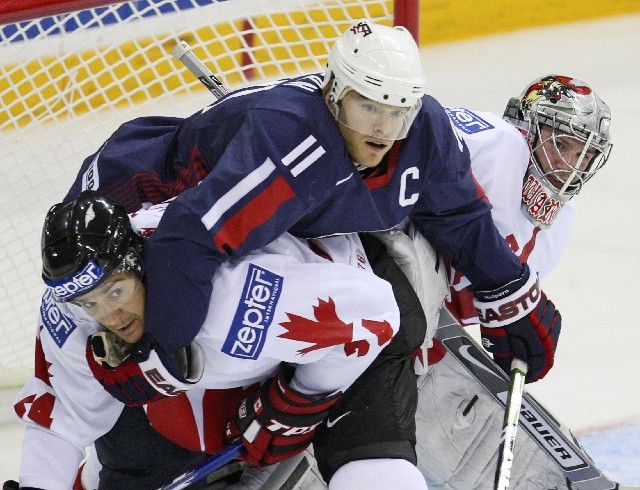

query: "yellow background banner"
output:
418 0 640 45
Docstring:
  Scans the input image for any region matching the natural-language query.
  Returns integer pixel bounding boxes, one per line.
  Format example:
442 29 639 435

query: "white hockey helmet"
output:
504 75 612 227
323 20 427 139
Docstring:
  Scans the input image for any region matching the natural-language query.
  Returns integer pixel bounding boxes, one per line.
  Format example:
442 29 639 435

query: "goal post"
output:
0 0 419 387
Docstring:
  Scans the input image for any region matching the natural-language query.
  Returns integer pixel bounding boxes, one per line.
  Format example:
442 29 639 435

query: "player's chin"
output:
355 144 388 167
117 318 145 344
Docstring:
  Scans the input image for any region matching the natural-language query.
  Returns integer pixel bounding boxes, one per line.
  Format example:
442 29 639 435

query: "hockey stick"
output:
171 40 228 99
159 441 243 490
494 358 528 490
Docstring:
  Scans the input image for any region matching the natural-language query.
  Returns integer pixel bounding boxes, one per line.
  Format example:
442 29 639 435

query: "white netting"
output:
0 0 400 387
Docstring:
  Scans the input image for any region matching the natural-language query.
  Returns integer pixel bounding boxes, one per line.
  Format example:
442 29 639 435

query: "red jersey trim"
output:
213 175 296 252
364 141 403 191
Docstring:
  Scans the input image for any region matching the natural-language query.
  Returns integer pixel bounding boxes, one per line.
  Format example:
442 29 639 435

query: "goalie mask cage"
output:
0 0 418 388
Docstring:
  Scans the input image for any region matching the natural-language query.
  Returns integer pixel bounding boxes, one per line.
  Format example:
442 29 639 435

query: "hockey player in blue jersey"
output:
72 19 561 469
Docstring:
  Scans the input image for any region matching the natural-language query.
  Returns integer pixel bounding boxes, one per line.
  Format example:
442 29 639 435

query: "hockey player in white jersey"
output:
8 191 402 489
414 75 614 489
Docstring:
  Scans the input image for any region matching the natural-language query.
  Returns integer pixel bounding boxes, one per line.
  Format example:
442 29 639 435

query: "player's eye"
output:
107 288 123 300
361 103 379 114
75 300 97 309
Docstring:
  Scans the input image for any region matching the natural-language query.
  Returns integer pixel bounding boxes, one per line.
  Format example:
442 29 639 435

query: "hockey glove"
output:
225 365 342 467
473 265 561 383
86 332 204 406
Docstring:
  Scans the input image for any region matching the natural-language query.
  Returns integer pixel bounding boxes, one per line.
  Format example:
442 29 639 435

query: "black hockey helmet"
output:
42 190 144 302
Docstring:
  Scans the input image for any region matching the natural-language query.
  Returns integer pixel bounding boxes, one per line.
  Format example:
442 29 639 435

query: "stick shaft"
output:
159 442 243 490
494 358 528 490
171 40 228 99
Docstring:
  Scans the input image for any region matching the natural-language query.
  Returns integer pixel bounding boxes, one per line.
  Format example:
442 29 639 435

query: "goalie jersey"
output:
442 109 575 325
14 205 399 490
65 74 523 354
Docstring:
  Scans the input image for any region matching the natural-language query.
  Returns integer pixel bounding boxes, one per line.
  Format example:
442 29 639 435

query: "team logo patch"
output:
350 21 372 37
222 264 283 359
445 108 494 134
40 289 78 347
279 297 393 357
46 260 106 301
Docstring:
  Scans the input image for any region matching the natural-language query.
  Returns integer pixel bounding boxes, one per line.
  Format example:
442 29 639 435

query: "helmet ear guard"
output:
42 190 144 302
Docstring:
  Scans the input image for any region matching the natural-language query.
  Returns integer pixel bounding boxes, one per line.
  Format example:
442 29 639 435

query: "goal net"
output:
0 0 417 387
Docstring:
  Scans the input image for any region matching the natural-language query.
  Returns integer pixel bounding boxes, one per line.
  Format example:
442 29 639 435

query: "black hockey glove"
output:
85 332 203 406
225 365 342 467
473 265 561 383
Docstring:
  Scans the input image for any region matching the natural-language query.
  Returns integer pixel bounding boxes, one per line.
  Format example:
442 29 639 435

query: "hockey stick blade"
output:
158 441 243 490
171 40 228 99
494 358 528 490
436 311 624 490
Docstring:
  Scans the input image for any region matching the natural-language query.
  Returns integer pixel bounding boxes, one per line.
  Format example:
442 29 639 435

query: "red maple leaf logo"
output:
278 297 393 357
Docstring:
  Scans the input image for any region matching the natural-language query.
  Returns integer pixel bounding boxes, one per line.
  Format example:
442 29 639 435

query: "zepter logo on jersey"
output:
222 264 284 360
40 288 78 347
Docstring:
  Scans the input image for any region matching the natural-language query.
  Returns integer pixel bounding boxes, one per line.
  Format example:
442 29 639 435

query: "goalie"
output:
414 74 613 488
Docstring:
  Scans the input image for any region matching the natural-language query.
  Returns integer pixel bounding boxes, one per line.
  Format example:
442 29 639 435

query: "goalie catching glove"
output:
226 365 342 466
86 332 204 406
473 264 561 383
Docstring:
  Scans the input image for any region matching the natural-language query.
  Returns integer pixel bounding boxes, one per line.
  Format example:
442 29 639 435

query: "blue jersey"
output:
66 74 522 352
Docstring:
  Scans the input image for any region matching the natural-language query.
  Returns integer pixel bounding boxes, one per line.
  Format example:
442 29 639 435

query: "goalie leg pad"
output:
415 352 571 489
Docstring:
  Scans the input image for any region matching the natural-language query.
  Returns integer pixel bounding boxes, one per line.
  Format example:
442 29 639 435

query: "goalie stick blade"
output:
435 312 623 490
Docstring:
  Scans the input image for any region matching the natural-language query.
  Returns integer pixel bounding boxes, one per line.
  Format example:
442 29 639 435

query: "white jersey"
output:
14 204 399 489
443 108 574 324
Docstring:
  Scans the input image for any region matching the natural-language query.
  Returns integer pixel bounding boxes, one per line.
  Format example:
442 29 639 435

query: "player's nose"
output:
99 308 126 327
372 116 392 137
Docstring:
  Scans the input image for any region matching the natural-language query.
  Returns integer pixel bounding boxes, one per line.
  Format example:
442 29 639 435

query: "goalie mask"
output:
323 19 426 141
42 190 144 303
504 75 612 228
